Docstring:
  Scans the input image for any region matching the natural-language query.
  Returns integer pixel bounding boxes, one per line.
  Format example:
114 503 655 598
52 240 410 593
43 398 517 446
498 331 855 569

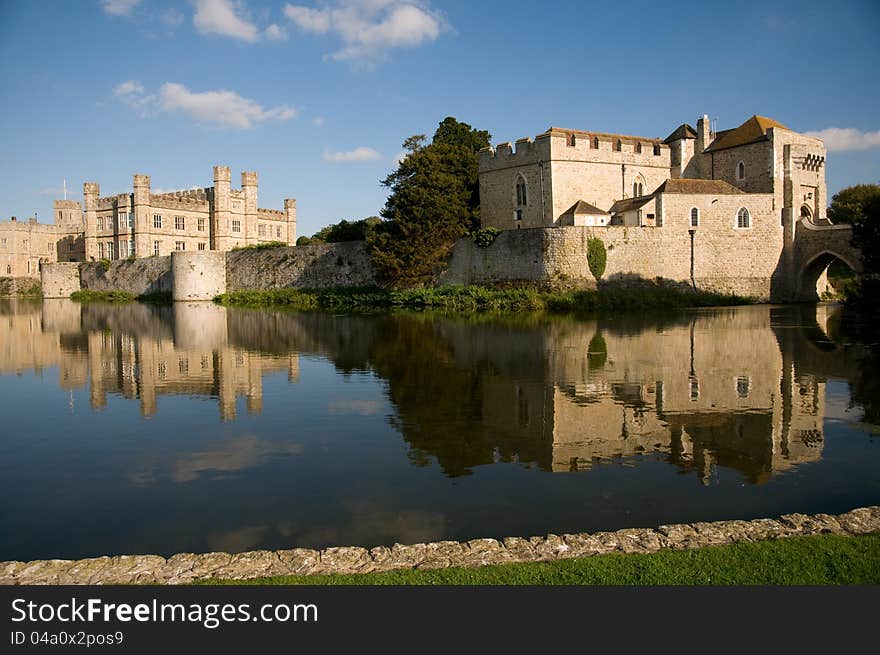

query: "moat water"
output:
1 299 878 561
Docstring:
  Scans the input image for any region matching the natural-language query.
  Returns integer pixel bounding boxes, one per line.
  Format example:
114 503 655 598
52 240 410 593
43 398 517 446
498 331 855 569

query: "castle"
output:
471 114 857 300
0 166 297 277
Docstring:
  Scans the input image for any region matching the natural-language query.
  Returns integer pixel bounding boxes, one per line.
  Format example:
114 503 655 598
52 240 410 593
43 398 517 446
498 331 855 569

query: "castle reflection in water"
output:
0 299 851 485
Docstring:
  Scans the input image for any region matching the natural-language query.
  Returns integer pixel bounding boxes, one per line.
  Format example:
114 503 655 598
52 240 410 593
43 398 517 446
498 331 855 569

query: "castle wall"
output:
41 263 81 298
0 219 60 278
225 242 377 291
80 257 173 296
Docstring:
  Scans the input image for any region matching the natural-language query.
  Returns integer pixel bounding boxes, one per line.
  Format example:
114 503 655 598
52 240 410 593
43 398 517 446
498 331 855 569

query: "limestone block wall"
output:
226 242 377 291
40 263 81 298
80 257 172 296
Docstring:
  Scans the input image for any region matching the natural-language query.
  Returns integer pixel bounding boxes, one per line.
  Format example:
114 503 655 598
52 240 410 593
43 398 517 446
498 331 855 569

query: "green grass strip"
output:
198 533 880 586
70 290 171 303
215 284 753 315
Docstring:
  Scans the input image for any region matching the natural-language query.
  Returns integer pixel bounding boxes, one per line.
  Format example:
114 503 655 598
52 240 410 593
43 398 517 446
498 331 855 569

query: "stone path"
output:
2 506 878 585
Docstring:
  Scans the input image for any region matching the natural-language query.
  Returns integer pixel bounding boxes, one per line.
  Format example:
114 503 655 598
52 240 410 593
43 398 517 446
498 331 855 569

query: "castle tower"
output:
241 171 258 214
284 198 297 244
132 174 151 258
211 165 232 251
83 182 99 261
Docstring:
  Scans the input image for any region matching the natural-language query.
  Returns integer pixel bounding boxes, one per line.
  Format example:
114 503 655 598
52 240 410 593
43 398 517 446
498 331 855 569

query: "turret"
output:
132 174 151 257
284 198 297 244
83 182 99 261
212 165 232 250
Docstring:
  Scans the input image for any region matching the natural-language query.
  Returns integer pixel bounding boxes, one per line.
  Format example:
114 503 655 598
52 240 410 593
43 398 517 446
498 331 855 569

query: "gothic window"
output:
736 207 751 229
515 178 527 207
593 136 600 149
690 207 700 227
736 161 745 181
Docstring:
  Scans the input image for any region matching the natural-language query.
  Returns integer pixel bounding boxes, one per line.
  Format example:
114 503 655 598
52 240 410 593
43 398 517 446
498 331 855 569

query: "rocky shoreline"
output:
2 506 878 585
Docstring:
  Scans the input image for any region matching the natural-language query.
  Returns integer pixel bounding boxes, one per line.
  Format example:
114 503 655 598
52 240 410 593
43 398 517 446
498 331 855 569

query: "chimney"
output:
11 216 16 221
696 114 711 153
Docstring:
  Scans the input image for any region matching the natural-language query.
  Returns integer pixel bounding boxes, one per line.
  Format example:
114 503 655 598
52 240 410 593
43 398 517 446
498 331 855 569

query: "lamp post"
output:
688 227 697 290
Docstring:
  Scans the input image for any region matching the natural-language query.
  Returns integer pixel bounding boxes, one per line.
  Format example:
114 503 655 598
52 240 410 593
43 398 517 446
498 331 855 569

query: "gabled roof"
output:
663 124 697 144
705 115 789 152
653 179 743 194
563 200 609 216
609 196 653 215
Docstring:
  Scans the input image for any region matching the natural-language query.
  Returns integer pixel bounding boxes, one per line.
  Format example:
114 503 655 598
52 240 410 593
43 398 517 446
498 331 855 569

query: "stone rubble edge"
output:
2 506 878 585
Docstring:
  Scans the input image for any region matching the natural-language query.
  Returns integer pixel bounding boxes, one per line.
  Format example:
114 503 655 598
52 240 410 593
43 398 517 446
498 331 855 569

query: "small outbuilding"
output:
559 200 610 227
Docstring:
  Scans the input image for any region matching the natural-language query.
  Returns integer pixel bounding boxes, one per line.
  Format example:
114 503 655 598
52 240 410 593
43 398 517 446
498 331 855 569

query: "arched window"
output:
593 136 600 149
736 161 745 181
568 133 576 147
736 207 751 229
635 142 643 154
690 207 700 227
6 265 10 274
515 177 527 207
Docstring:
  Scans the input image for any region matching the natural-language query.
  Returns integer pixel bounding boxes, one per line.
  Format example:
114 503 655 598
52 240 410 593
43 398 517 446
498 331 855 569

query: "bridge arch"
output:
798 249 860 301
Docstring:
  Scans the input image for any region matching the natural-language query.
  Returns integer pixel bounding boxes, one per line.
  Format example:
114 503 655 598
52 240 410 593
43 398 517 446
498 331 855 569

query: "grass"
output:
199 532 880 586
70 289 172 303
215 284 753 315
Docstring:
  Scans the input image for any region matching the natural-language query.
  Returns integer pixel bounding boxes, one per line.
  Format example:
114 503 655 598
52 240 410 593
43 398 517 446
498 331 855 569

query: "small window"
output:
153 241 160 256
153 214 162 229
689 377 700 401
736 376 750 399
175 241 185 251
736 207 751 229
232 220 241 233
198 242 206 251
568 133 576 147
97 216 104 230
653 144 661 156
515 178 527 207
99 242 105 259
736 161 745 181
615 139 622 152
635 142 643 154
258 224 266 238
197 218 205 231
690 207 700 227
232 201 241 210
593 136 600 149
175 215 185 230
5 264 10 274
128 213 134 229
515 209 523 221
276 226 282 238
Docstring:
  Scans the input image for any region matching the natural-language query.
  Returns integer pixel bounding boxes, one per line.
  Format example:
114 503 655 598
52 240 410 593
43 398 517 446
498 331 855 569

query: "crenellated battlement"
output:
151 188 210 202
257 208 285 218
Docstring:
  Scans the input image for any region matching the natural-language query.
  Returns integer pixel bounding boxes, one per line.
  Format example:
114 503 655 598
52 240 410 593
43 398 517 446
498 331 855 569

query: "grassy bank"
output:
215 284 753 314
200 532 880 586
70 290 172 303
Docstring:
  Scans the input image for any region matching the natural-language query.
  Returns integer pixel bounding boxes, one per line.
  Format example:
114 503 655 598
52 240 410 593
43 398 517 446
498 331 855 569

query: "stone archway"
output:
798 250 860 301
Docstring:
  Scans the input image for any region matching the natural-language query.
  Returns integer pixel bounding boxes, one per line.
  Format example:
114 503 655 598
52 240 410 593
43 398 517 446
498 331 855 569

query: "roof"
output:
563 200 609 216
705 115 789 152
609 196 653 215
663 124 697 144
654 179 743 194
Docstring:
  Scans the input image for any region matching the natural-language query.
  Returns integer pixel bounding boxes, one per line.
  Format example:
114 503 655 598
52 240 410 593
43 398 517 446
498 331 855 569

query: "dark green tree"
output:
368 117 491 285
828 184 880 225
313 216 381 243
851 194 880 274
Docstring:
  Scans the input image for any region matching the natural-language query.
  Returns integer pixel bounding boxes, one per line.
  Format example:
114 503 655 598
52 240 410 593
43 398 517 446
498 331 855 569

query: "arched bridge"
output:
792 219 861 301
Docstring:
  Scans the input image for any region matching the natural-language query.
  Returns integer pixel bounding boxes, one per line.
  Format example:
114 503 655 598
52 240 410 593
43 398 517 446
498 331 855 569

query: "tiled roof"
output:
654 179 743 194
663 124 697 144
609 196 654 214
705 115 789 152
563 200 609 215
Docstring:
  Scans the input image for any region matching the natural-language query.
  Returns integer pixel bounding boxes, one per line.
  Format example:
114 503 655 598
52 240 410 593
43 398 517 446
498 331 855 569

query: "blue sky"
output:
1 0 878 237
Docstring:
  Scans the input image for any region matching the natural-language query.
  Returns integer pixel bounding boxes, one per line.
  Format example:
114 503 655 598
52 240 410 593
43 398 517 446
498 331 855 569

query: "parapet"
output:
284 198 297 211
478 132 552 171
133 174 151 188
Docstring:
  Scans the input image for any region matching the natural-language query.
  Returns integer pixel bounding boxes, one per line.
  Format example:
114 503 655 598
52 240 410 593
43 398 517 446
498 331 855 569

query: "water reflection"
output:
0 298 877 559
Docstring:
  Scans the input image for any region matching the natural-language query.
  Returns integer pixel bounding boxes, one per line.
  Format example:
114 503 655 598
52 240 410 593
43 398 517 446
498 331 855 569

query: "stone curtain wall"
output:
40 263 82 298
226 242 377 291
1 506 877 585
80 257 173 296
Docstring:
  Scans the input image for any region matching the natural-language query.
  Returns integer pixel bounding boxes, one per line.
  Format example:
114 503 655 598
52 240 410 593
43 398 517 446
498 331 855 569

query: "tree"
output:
851 193 880 274
368 117 491 285
828 184 880 225
587 238 607 280
313 216 381 243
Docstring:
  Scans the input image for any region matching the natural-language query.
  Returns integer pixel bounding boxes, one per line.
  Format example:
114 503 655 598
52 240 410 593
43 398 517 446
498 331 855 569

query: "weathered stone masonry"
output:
1 506 877 585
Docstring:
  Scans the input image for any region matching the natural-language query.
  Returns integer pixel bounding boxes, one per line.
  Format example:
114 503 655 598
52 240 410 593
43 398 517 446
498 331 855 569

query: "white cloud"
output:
113 80 296 129
100 0 141 16
284 1 445 62
323 147 381 162
804 127 880 152
264 23 288 41
312 116 325 126
193 0 261 42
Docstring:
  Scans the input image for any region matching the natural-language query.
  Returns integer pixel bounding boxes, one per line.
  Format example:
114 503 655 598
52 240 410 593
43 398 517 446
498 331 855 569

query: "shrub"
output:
587 238 607 280
296 236 312 246
99 258 111 272
473 227 501 248
231 241 287 252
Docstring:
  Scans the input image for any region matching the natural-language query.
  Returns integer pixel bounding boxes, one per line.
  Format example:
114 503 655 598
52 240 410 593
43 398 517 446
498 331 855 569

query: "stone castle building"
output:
474 114 854 300
1 166 297 277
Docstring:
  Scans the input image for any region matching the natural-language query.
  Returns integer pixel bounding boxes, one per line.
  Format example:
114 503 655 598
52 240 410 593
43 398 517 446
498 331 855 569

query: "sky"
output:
1 0 878 238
